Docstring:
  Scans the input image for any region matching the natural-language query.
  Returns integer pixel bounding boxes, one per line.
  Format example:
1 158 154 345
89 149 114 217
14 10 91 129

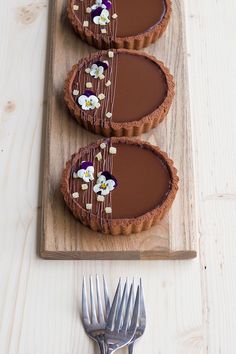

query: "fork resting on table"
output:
82 276 146 354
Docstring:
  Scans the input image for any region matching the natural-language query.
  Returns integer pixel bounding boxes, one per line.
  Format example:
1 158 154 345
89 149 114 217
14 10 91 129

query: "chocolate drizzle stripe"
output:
113 0 118 40
96 139 113 232
108 139 113 230
73 0 114 40
97 54 108 125
109 52 118 122
69 139 115 233
85 52 124 127
103 55 113 124
78 58 86 124
86 147 92 211
74 52 114 127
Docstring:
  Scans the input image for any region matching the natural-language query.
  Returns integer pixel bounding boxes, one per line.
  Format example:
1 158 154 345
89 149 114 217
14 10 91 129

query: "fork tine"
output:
130 278 135 325
82 277 90 326
90 276 98 324
121 282 134 332
115 280 122 323
114 279 127 331
131 278 135 306
129 286 140 334
103 275 110 320
106 278 121 331
140 279 146 325
124 279 129 305
96 275 104 323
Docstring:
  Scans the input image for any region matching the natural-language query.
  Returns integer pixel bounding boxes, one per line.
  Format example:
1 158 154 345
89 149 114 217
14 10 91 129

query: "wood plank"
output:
41 0 197 259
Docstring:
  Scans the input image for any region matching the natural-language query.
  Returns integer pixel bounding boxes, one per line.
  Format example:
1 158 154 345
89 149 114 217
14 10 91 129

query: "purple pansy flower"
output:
90 60 109 78
84 89 96 97
91 6 103 18
78 91 99 110
73 161 94 182
102 0 112 10
93 171 118 196
94 60 109 70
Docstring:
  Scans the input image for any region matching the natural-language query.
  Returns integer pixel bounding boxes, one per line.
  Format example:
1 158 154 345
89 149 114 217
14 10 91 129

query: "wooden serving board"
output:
41 0 197 260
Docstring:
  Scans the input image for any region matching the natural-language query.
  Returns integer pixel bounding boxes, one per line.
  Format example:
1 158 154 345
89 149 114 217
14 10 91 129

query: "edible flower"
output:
91 0 112 11
92 8 110 25
93 171 117 196
78 90 99 110
73 161 94 182
90 61 109 78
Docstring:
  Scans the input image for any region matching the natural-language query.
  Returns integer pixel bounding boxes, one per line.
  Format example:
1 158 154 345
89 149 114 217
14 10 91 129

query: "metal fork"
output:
82 277 140 354
108 279 146 354
103 279 140 354
82 275 110 353
128 279 146 354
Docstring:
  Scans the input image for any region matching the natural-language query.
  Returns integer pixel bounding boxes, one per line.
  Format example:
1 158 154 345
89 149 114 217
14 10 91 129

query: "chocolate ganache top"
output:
69 50 170 126
67 139 172 220
71 0 167 38
115 0 167 37
111 142 172 218
112 53 168 122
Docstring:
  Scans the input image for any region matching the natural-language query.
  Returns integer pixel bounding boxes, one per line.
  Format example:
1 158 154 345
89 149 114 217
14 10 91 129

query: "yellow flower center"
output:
101 183 107 189
85 171 90 177
85 101 92 107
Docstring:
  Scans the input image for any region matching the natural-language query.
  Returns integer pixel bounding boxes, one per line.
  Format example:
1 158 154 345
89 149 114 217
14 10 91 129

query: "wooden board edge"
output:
39 248 197 260
169 1 198 256
40 0 57 258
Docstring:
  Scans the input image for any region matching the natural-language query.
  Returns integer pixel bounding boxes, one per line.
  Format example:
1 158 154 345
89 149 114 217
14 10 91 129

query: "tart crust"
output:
61 137 179 236
67 0 172 50
64 49 175 137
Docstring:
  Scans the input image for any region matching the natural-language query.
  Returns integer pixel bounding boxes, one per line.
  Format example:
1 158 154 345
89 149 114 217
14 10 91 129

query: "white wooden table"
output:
0 1 236 353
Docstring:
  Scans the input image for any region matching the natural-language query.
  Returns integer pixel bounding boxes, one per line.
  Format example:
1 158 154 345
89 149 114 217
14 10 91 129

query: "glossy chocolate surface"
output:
112 142 172 218
112 53 168 122
115 0 166 37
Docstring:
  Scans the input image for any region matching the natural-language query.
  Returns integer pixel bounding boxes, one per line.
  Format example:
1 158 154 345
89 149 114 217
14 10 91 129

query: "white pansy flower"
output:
93 9 110 25
93 172 117 196
90 63 104 79
78 91 99 110
74 162 94 183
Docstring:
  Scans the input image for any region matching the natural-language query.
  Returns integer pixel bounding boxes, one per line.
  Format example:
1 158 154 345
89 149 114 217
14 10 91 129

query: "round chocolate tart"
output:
61 138 179 235
64 49 174 137
67 0 172 49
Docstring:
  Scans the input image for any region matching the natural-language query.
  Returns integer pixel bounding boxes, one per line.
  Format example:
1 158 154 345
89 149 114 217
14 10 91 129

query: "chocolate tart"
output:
64 49 174 137
61 137 179 235
67 0 172 50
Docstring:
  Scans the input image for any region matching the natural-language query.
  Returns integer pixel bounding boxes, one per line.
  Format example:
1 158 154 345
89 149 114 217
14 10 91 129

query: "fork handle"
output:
103 346 115 354
128 343 134 354
98 341 106 354
98 342 114 354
